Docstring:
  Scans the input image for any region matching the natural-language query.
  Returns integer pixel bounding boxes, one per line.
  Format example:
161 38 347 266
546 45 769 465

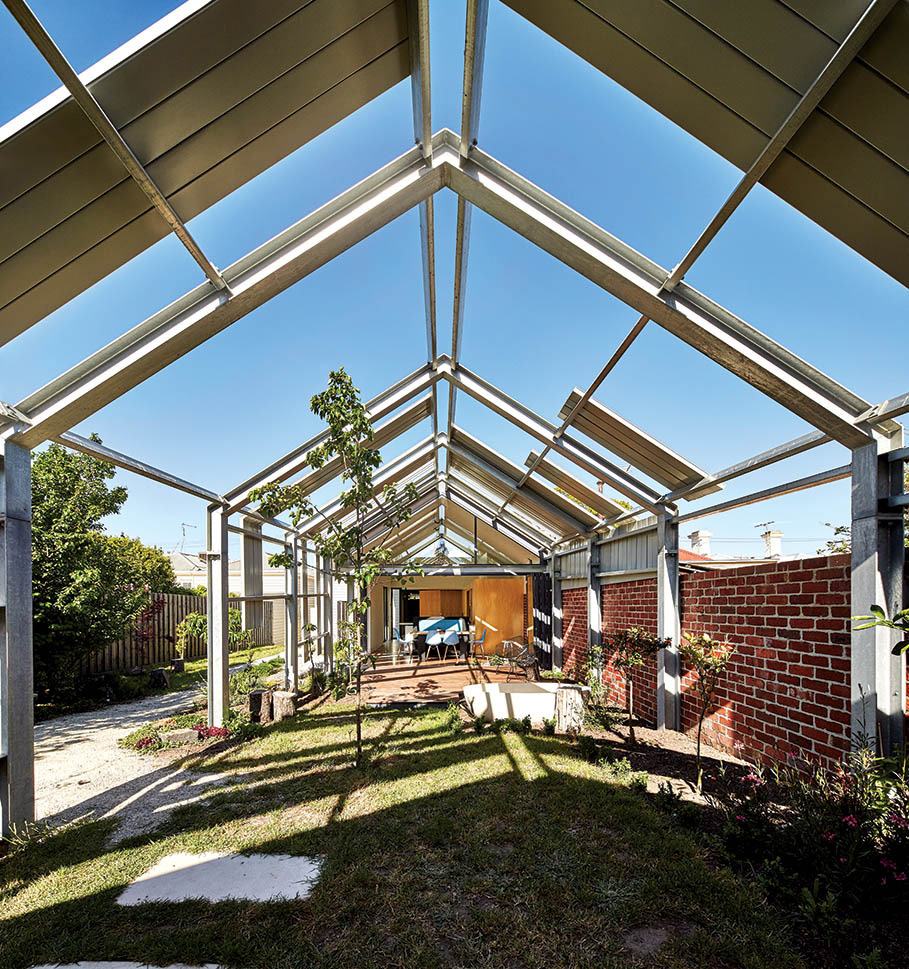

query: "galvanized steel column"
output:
0 441 34 837
206 504 230 727
656 511 681 731
240 516 263 636
551 551 563 668
851 431 905 753
586 538 601 655
284 537 298 693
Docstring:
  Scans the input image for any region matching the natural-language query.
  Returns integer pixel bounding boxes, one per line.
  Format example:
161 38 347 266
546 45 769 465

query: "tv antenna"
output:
178 522 197 552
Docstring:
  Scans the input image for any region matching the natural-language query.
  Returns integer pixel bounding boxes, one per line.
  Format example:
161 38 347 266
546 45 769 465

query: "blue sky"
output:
2 0 907 561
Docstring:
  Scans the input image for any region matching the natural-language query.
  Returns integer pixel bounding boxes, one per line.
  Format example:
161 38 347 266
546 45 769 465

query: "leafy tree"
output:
252 368 421 767
679 632 737 792
31 437 180 695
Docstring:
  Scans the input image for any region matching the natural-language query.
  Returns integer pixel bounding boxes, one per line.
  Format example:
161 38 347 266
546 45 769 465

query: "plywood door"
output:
472 577 525 654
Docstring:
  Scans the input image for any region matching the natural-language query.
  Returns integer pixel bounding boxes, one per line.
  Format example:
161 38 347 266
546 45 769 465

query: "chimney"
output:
762 529 784 558
688 530 712 557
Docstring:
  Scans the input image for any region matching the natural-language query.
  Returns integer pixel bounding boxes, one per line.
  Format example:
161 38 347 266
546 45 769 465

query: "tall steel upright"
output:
851 428 906 753
586 537 601 657
656 509 681 731
0 441 34 837
550 550 563 668
284 536 299 693
315 553 324 668
206 504 230 728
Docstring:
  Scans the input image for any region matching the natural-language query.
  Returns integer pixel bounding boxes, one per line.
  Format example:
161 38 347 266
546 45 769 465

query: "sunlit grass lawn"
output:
1 701 801 969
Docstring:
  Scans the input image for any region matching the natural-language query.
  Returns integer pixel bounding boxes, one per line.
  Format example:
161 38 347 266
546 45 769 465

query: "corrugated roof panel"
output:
0 0 410 343
502 0 909 285
559 389 720 497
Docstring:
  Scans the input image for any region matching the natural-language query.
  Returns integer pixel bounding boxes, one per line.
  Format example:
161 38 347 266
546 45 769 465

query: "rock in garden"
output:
148 668 170 688
160 728 199 746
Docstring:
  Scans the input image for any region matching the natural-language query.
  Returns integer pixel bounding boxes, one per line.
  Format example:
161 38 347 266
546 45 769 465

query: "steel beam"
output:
0 442 34 837
673 464 852 525
443 141 875 448
447 0 489 434
56 431 222 502
656 511 680 732
851 430 905 753
3 0 230 293
666 430 831 502
6 144 444 451
444 476 553 550
529 0 896 459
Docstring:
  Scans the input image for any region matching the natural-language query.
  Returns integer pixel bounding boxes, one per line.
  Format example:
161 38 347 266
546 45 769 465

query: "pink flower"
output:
822 831 835 842
882 877 888 886
840 857 847 863
735 815 745 821
896 872 907 882
881 859 897 870
842 814 858 828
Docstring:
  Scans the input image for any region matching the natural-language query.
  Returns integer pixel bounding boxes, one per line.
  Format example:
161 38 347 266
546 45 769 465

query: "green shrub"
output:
224 708 263 742
472 715 486 733
597 755 648 791
443 704 464 736
490 717 528 735
521 714 532 734
541 717 556 736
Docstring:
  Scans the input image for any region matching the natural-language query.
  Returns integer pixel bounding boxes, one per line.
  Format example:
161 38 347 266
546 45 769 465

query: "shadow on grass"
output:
1 705 799 969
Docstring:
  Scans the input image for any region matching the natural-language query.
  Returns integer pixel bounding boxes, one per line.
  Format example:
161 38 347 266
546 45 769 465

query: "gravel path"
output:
35 688 232 843
32 651 305 842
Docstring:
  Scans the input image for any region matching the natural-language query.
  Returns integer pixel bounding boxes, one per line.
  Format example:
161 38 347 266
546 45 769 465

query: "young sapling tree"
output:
608 627 670 743
251 368 421 767
679 631 736 791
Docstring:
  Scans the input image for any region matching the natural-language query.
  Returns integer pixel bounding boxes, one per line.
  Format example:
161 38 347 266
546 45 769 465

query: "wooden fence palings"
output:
79 594 274 675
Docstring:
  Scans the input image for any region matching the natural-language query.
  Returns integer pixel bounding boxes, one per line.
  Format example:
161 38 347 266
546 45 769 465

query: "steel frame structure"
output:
0 0 906 835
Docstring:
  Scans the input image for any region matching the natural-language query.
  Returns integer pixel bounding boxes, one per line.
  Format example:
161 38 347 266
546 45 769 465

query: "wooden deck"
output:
362 655 512 705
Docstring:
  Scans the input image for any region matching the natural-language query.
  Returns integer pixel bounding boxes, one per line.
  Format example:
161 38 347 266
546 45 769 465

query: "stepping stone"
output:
117 852 321 905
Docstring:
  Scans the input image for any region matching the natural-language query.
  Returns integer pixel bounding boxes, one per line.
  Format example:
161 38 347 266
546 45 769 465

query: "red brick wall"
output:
559 554 859 769
680 555 852 768
601 579 659 725
561 587 587 677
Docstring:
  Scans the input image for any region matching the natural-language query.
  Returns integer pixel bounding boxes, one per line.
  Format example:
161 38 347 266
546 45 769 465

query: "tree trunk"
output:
627 676 636 744
272 690 297 722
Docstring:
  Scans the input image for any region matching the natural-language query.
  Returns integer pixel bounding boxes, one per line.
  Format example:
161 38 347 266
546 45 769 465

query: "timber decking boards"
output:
363 656 511 705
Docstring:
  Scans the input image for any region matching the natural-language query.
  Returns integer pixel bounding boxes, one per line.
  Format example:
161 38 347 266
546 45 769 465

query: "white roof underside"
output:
503 0 909 287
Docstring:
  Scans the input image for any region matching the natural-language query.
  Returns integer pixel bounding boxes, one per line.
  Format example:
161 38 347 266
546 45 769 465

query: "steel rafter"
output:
442 137 877 449
5 142 445 451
